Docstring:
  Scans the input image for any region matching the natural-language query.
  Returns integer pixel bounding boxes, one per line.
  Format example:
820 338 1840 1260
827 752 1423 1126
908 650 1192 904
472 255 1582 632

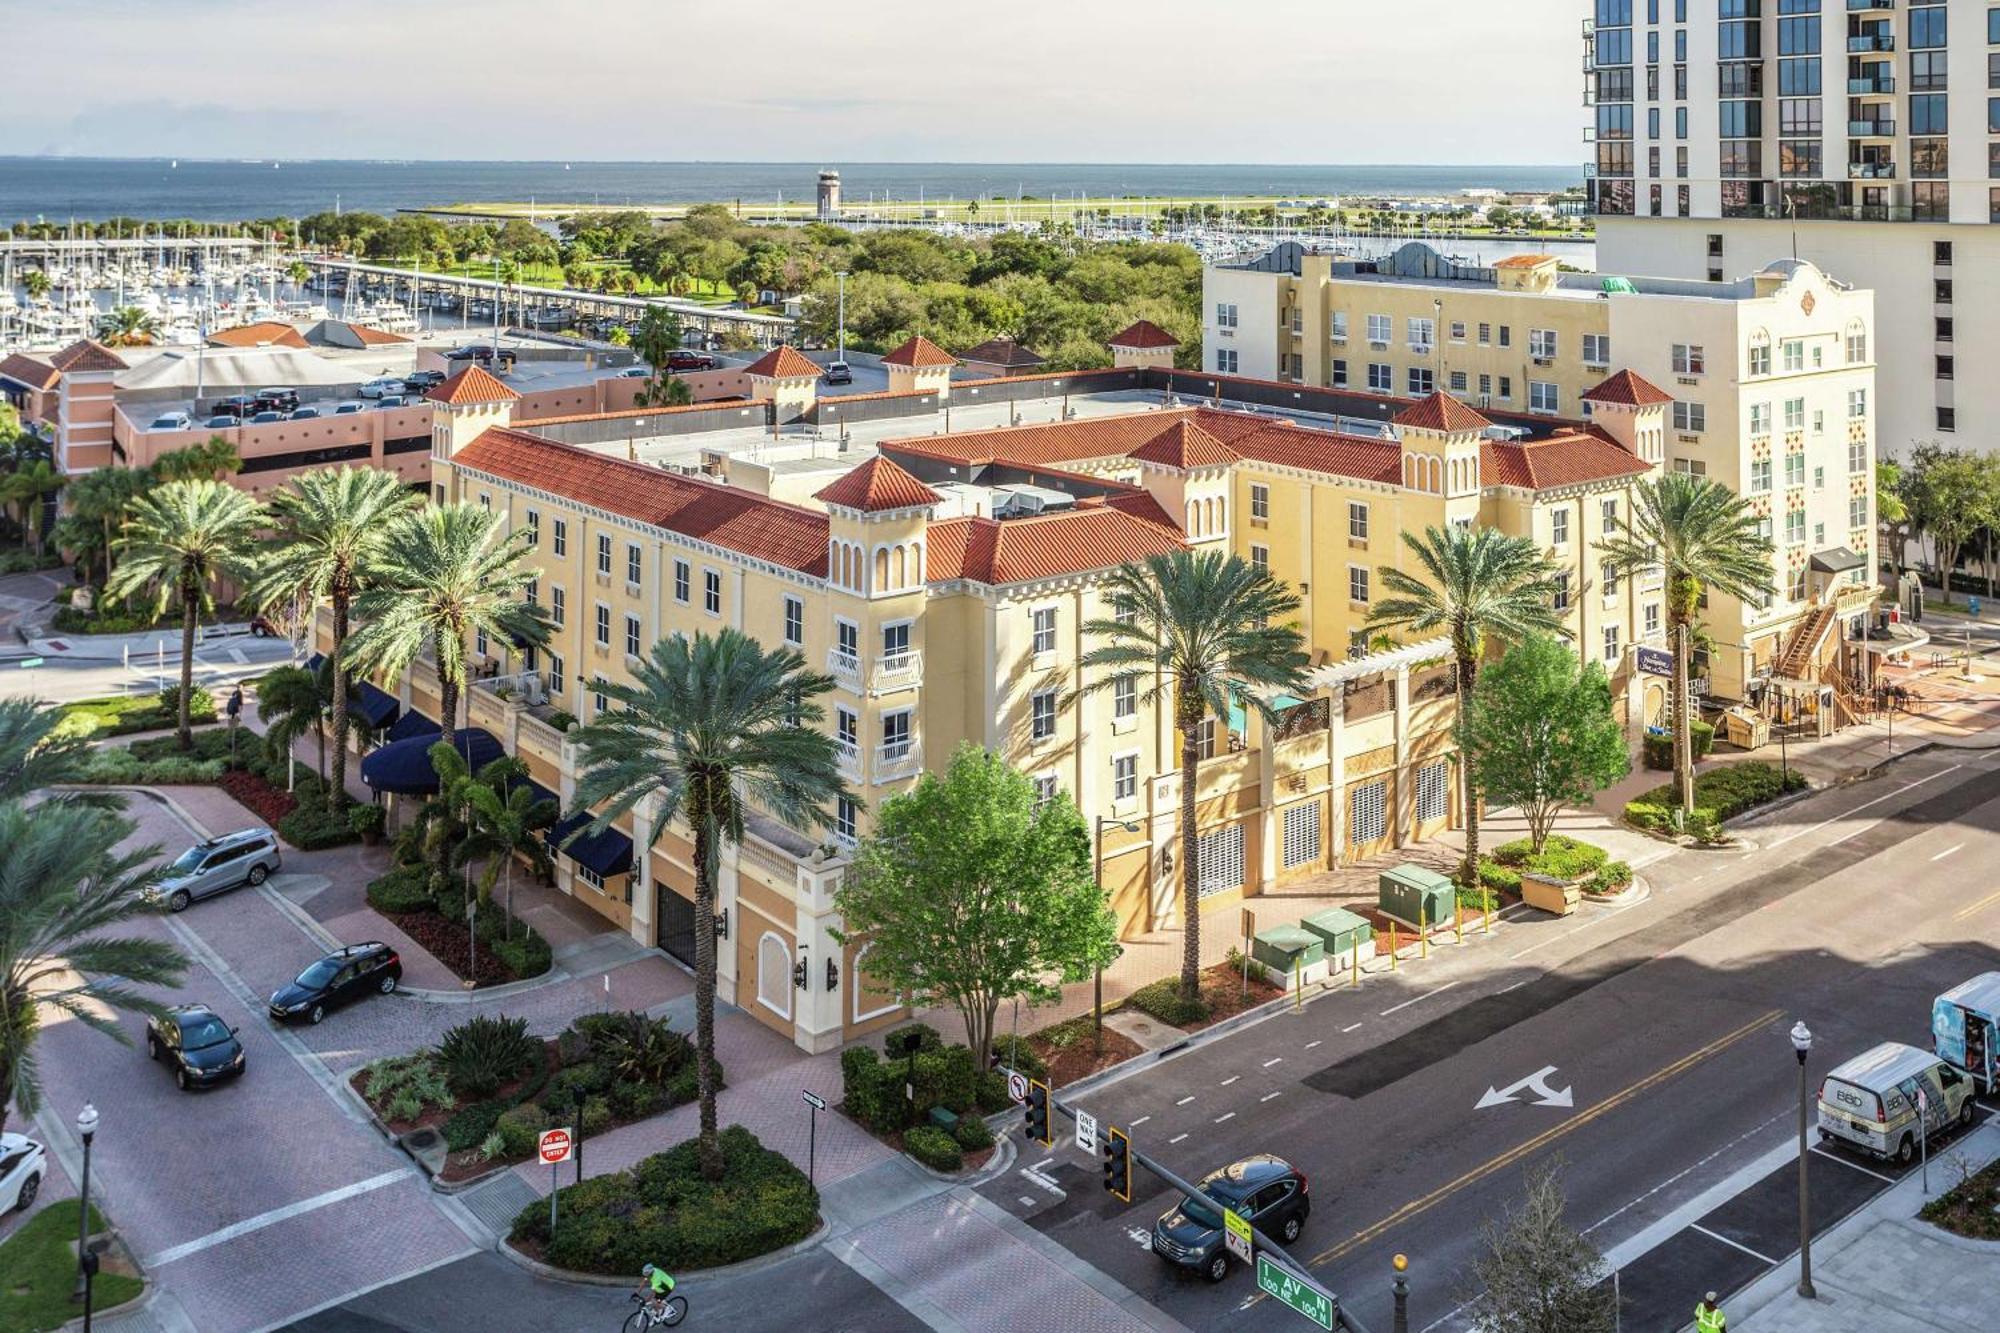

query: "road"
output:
979 745 2000 1332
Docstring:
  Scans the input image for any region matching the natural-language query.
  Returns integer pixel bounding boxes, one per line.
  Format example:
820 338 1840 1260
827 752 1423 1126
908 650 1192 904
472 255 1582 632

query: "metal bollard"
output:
1389 918 1398 970
1351 936 1360 988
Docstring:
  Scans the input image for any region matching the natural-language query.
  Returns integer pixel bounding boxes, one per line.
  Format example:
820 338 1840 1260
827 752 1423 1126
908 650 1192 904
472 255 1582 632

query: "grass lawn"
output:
53 692 215 740
0 1200 144 1332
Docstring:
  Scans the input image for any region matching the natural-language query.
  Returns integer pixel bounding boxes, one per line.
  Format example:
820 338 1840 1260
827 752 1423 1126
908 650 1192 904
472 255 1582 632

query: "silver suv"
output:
156 829 282 911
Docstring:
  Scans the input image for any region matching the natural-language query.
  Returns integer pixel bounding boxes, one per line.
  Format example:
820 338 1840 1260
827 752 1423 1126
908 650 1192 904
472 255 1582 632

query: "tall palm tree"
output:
55 465 146 585
106 480 266 750
257 661 333 782
151 436 242 483
286 259 311 291
21 268 50 303
1 800 189 1133
346 504 551 737
461 758 556 937
248 467 418 810
1366 526 1566 888
97 306 159 347
1080 551 1309 1005
2 459 60 554
568 629 848 1182
1597 473 1773 814
0 697 103 800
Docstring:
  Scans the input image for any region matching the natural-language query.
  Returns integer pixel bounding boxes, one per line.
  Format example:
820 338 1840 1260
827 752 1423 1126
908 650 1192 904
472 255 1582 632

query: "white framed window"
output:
1250 544 1269 568
1030 688 1058 741
1113 674 1137 719
1785 453 1805 488
594 603 610 647
1846 326 1868 364
1602 561 1620 595
1782 340 1804 373
624 613 641 657
550 585 566 626
1331 360 1349 388
1530 380 1559 414
1672 458 1705 477
881 708 913 760
756 933 792 1019
1529 328 1557 359
1784 398 1805 432
1813 466 1824 490
1553 572 1571 611
1644 602 1661 637
524 510 539 545
626 542 642 585
1281 802 1321 869
1215 348 1239 374
1551 508 1570 547
703 569 722 615
1449 320 1467 343
1214 302 1239 329
1415 761 1449 824
1756 515 1774 542
592 673 609 714
1750 402 1771 435
1477 322 1492 346
1814 522 1825 547
1673 400 1705 432
1848 388 1868 419
673 559 690 603
1367 362 1393 392
1582 332 1611 366
1330 311 1348 340
1113 752 1138 801
1031 606 1057 656
1748 342 1771 376
1348 501 1369 540
1448 370 1468 393
1751 458 1772 492
1407 317 1435 351
1348 565 1369 604
1785 510 1806 545
549 651 565 693
1850 496 1868 529
1366 313 1392 345
783 595 804 645
553 518 568 557
1408 367 1434 397
1672 343 1706 375
835 797 858 844
525 578 539 609
1350 781 1387 845
1848 441 1867 474
1032 773 1059 806
596 533 612 576
1250 483 1270 521
1602 624 1621 663
576 863 604 891
475 627 488 657
1600 498 1618 533
1196 822 1245 898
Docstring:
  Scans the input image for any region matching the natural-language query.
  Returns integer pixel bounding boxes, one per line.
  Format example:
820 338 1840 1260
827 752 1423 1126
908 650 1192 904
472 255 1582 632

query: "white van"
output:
359 376 405 399
1817 1041 1975 1163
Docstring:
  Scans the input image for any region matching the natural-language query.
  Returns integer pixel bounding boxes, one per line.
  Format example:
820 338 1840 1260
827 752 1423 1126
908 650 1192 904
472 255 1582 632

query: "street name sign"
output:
1075 1108 1098 1154
1256 1254 1333 1330
17 657 43 669
1223 1207 1254 1263
802 1090 828 1112
538 1127 573 1165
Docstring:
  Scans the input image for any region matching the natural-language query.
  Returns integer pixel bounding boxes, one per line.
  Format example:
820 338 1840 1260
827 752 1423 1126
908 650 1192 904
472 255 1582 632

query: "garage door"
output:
1197 823 1245 899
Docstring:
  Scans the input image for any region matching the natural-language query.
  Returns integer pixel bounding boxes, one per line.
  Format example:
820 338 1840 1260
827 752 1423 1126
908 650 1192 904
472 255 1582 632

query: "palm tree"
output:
1597 474 1773 814
249 467 418 810
1080 551 1309 1004
568 629 848 1182
1 459 59 554
151 436 242 483
346 504 551 738
286 260 311 291
257 662 332 782
55 465 146 585
461 758 556 936
1 800 190 1132
106 480 266 750
21 268 50 303
97 306 159 347
0 697 100 799
1366 526 1565 889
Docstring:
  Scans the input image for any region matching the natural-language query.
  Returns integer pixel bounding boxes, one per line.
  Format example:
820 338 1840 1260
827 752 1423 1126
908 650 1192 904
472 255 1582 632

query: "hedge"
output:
1128 977 1212 1028
510 1125 817 1273
1489 835 1608 882
904 1125 964 1172
840 1040 978 1134
1625 761 1808 831
1642 719 1716 771
366 865 433 914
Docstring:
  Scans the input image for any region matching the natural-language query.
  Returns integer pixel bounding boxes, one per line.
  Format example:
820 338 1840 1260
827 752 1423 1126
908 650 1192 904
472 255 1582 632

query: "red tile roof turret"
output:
1391 392 1491 434
742 345 822 379
1580 369 1674 407
881 336 958 368
814 456 942 512
427 365 520 405
1107 319 1180 349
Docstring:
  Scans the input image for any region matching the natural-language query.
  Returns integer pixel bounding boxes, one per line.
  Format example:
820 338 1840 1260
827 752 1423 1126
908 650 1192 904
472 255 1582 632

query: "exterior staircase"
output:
1775 604 1837 680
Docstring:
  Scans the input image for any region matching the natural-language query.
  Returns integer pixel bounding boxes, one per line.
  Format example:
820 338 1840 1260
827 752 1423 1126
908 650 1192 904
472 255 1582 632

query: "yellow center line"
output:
1299 1008 1784 1271
1953 888 2000 922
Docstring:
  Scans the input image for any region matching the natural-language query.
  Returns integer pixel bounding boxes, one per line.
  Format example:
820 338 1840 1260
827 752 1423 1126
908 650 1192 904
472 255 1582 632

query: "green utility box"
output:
1300 907 1374 961
1250 925 1325 986
1378 863 1454 930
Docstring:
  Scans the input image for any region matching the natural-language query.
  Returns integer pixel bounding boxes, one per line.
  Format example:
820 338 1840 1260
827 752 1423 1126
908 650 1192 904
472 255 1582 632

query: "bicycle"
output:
623 1288 687 1330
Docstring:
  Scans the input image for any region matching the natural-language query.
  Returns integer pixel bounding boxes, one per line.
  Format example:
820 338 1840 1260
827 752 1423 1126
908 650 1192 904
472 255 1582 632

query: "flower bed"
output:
1624 761 1808 832
217 768 297 825
1127 959 1285 1033
363 866 551 986
1918 1155 2000 1240
1478 836 1631 899
1019 1010 1144 1086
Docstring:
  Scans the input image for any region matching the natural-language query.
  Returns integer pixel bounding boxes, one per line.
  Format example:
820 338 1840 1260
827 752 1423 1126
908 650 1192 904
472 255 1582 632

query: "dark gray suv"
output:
155 829 282 912
1152 1155 1311 1282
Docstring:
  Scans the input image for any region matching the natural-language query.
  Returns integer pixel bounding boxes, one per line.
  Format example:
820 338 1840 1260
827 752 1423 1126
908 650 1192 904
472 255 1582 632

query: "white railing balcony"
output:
872 650 924 693
827 649 862 691
874 738 923 783
835 736 862 782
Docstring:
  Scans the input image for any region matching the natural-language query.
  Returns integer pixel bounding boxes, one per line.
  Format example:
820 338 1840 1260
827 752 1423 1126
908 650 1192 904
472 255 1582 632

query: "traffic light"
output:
1102 1126 1132 1201
1024 1078 1051 1146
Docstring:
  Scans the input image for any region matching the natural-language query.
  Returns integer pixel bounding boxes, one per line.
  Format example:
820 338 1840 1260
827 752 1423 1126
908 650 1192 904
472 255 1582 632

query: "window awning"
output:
1809 546 1866 576
385 709 441 743
546 811 634 878
354 682 400 730
360 727 504 795
305 652 326 673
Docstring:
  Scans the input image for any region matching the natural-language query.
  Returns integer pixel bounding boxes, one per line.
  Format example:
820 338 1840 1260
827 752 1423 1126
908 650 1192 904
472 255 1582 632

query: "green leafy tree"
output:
460 757 557 935
286 260 311 290
1467 635 1630 856
1464 1161 1614 1333
2 458 60 554
835 745 1116 1068
256 661 333 782
21 268 50 302
0 800 190 1133
568 628 848 1182
1876 458 1911 574
1080 552 1308 1004
1597 474 1772 813
53 465 146 585
0 698 102 799
1367 526 1565 887
106 480 266 749
346 504 551 737
1902 443 1996 605
248 466 418 810
97 306 159 347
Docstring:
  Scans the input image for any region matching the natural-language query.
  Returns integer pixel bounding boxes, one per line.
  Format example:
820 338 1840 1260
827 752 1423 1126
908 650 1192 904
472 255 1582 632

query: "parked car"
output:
359 376 405 399
248 410 284 424
446 344 495 363
0 1132 45 1212
268 942 403 1025
404 369 447 391
1152 1155 1310 1282
287 406 322 421
205 415 239 429
618 366 650 378
1818 1041 1976 1163
146 1005 245 1091
333 401 365 415
148 410 194 431
207 395 256 418
375 394 408 409
252 387 299 413
248 614 281 637
665 350 716 372
820 361 853 386
153 828 282 912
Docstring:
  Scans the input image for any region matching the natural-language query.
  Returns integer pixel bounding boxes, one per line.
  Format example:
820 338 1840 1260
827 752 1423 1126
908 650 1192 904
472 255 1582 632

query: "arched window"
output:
852 943 901 1024
893 545 907 589
1186 501 1199 535
874 546 889 589
756 932 792 1019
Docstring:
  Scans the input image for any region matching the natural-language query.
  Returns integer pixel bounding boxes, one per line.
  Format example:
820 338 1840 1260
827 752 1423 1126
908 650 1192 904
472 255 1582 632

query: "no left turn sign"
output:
1007 1072 1029 1104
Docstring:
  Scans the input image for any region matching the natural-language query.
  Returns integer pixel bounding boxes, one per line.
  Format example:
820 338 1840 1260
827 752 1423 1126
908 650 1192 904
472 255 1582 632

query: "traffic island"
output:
1124 958 1285 1032
0 1200 145 1332
839 1022 1018 1170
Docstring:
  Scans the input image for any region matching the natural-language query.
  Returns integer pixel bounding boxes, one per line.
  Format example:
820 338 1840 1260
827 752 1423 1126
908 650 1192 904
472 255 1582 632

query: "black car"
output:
1152 1155 1310 1282
252 388 299 413
207 395 257 418
268 942 402 1025
146 1005 246 1091
446 344 496 363
404 369 447 391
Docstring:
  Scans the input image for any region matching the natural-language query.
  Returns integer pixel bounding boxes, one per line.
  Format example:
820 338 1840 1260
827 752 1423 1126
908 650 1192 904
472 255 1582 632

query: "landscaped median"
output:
1919 1154 2000 1239
365 863 551 986
354 1010 718 1185
1478 835 1633 902
1623 760 1808 837
839 1022 1006 1174
0 1200 144 1332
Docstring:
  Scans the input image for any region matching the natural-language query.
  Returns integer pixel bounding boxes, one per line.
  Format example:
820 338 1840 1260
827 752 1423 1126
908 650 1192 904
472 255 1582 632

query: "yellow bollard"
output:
1389 918 1399 970
1293 957 1303 1013
1420 903 1429 960
1351 936 1361 988
1454 895 1464 945
1483 885 1493 935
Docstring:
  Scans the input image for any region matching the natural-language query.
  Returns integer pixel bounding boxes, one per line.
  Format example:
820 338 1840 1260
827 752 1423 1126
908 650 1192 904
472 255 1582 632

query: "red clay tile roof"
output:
49 339 128 374
958 337 1045 368
452 428 829 575
1481 429 1653 491
814 456 942 512
1108 320 1180 349
742 345 821 379
881 335 957 368
207 321 309 350
427 365 520 406
1225 421 1404 485
927 506 1183 586
887 411 1188 468
1393 392 1491 434
1581 369 1673 407
1103 490 1180 529
1128 419 1240 470
0 353 61 390
341 323 413 347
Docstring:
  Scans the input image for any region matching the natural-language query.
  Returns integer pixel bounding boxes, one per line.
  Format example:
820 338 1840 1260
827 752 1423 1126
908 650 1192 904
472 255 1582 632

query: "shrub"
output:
903 1125 963 1172
1128 977 1212 1028
953 1115 995 1152
443 1100 508 1153
1586 861 1633 894
879 1022 943 1056
1625 762 1807 831
975 1069 1014 1114
496 1102 551 1158
348 804 386 837
581 1095 613 1137
666 1056 724 1108
362 1052 453 1122
488 927 552 979
546 709 578 732
278 801 361 850
159 683 215 721
75 746 226 786
911 1046 978 1116
597 1015 690 1085
438 1014 541 1098
511 1125 816 1274
545 1061 612 1112
610 1078 667 1120
1642 719 1717 771
1477 860 1523 894
991 1036 1047 1080
366 865 433 915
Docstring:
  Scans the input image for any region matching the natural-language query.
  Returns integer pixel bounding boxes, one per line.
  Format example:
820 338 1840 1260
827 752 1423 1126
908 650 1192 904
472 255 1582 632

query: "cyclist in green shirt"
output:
641 1263 676 1314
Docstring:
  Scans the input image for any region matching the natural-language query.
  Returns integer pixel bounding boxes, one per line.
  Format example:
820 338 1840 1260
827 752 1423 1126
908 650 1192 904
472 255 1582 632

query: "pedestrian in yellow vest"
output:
1695 1291 1727 1332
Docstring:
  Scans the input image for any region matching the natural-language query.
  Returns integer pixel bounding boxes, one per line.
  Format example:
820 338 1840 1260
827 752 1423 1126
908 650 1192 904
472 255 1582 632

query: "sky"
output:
0 0 1584 164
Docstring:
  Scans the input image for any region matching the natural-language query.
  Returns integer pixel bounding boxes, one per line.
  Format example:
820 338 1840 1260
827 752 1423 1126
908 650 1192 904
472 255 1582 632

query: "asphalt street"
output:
978 746 2000 1333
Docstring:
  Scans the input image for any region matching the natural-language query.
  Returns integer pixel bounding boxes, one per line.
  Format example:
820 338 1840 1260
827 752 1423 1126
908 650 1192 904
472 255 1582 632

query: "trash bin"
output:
1249 926 1326 988
1299 908 1374 975
1378 863 1455 931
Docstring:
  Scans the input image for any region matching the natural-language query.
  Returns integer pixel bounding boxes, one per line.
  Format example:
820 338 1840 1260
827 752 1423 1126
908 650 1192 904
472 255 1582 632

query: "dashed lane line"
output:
1380 981 1461 1017
1214 1112 1236 1124
1340 1024 1363 1034
1169 1133 1189 1145
1261 1092 1282 1103
1220 1075 1240 1086
1263 1058 1283 1068
1764 764 1962 849
1175 1096 1196 1106
1931 843 1966 862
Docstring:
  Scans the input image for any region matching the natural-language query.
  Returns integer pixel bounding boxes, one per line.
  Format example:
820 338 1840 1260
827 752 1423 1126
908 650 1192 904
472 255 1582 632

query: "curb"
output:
494 1214 834 1287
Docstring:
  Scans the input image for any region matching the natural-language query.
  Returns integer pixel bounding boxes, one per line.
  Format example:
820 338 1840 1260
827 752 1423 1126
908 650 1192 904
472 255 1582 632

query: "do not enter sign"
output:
538 1127 574 1165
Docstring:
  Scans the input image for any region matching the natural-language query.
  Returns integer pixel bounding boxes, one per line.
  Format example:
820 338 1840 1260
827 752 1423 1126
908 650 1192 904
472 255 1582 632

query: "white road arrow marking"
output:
1477 1064 1574 1110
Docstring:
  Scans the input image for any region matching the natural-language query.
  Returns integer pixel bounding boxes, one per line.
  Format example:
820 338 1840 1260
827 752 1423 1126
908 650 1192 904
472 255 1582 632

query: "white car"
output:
359 376 405 399
1 1132 46 1212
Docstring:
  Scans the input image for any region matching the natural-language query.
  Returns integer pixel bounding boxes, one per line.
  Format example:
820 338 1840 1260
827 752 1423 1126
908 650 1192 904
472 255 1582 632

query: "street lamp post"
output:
73 1102 98 1318
1792 1020 1816 1300
1094 816 1143 1057
834 271 848 366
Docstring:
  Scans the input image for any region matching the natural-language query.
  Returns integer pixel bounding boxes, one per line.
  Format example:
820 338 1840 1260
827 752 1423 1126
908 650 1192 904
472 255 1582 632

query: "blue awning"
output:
385 709 441 743
546 811 634 878
305 652 326 673
354 682 400 730
360 727 504 795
